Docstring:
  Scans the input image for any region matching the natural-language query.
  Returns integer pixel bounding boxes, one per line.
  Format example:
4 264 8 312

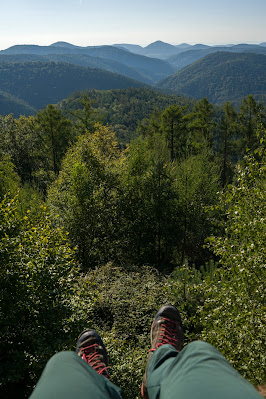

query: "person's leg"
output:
29 330 122 399
142 304 261 399
147 341 262 399
29 351 121 399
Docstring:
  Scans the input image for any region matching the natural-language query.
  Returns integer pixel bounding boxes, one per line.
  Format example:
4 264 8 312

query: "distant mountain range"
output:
0 43 175 84
0 40 266 115
113 40 266 60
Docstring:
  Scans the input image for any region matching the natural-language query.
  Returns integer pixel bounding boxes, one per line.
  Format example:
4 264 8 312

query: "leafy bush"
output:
0 153 20 200
48 124 122 269
78 263 171 399
196 132 266 384
0 196 82 398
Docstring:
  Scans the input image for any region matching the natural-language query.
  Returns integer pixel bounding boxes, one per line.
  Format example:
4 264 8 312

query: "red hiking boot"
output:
76 329 110 379
141 304 184 399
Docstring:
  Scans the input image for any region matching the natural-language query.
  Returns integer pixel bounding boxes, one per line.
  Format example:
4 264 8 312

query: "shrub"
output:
0 196 82 398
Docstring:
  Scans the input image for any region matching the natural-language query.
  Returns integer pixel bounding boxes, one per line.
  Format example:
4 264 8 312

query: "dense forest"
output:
0 62 145 111
158 52 266 104
0 89 265 398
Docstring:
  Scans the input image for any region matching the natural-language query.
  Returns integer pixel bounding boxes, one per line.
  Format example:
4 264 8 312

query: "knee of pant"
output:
45 351 76 368
184 340 219 353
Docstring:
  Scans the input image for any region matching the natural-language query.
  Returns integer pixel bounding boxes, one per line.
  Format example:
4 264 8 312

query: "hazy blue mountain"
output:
111 41 266 62
167 44 266 71
157 52 266 105
50 41 80 48
190 44 210 50
1 44 174 83
113 42 210 60
82 46 175 82
0 61 145 110
259 42 266 47
141 40 183 59
43 54 152 83
114 41 192 60
167 48 222 70
113 43 144 54
175 43 191 49
0 44 81 55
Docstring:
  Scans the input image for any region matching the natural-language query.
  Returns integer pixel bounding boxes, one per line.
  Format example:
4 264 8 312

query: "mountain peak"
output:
145 40 176 50
50 41 78 48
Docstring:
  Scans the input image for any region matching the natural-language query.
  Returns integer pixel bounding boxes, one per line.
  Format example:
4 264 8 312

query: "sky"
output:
0 0 266 50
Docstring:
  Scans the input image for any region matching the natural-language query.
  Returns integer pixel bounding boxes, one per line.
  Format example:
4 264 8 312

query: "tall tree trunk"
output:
171 120 174 161
181 174 188 266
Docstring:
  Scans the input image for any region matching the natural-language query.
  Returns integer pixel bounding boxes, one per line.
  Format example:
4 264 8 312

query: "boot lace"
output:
151 317 180 352
80 344 110 378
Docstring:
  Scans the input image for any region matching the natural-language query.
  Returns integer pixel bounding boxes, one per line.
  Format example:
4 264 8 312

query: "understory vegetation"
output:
0 90 265 398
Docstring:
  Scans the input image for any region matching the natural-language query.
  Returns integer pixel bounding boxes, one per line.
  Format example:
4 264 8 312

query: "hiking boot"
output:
141 304 184 399
76 329 110 379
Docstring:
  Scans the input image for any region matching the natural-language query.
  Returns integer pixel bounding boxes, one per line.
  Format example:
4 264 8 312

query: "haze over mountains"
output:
0 40 266 115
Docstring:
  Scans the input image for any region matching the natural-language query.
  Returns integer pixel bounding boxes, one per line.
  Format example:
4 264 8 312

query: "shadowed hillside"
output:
0 61 145 110
158 52 266 104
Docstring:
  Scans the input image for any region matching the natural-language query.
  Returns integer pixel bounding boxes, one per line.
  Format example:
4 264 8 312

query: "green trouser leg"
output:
146 341 261 399
29 351 122 399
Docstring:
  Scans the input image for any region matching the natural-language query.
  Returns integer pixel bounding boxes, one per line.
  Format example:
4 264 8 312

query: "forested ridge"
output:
157 52 266 105
0 62 145 112
0 90 265 398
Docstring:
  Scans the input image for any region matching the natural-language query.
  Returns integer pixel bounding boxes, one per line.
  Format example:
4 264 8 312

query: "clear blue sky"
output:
1 0 266 50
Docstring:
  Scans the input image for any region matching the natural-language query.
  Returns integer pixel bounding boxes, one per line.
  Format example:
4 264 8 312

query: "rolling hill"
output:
0 61 145 110
157 52 266 105
0 89 36 117
166 44 266 71
0 53 151 84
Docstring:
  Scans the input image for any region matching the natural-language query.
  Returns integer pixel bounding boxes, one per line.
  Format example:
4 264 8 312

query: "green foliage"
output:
161 104 188 160
187 97 216 150
174 150 221 265
239 94 264 153
79 263 171 399
217 101 240 186
16 183 45 218
36 104 73 175
0 110 74 193
48 124 122 269
1 88 265 397
121 134 180 269
196 128 266 384
67 93 100 134
59 88 194 145
0 114 40 184
0 152 20 199
0 195 81 398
